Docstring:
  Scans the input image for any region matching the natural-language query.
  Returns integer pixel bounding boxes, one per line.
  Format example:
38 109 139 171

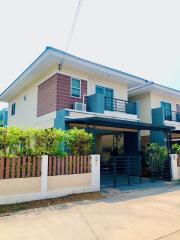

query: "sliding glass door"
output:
161 101 172 121
96 85 114 111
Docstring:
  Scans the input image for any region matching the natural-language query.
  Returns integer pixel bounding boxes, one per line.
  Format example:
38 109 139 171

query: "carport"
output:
66 116 174 187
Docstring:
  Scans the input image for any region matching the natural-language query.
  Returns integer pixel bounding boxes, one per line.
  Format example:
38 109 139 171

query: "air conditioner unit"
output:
74 102 86 111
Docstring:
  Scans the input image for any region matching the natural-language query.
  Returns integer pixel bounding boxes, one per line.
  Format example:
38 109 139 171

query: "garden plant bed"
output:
0 192 103 216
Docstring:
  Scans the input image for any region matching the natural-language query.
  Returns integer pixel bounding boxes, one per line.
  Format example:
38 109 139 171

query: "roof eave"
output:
0 47 149 102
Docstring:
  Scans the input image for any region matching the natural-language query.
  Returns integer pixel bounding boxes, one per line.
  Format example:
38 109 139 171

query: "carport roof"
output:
66 116 175 131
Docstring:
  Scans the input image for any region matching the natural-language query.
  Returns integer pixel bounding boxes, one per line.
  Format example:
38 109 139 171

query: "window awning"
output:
65 116 175 132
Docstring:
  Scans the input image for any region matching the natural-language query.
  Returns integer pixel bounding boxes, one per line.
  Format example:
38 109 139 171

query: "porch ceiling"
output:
65 116 175 132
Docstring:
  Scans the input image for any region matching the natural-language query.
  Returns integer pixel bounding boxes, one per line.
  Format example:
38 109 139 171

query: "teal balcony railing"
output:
104 97 137 115
164 110 180 122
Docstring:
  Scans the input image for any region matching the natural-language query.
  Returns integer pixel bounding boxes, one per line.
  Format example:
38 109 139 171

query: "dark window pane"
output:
72 88 80 97
72 79 80 88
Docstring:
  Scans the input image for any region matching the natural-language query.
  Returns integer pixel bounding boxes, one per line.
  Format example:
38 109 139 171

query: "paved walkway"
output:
1 182 180 240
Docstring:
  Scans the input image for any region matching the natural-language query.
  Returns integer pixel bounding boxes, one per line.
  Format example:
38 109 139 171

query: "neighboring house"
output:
0 47 174 185
129 82 180 145
0 108 8 127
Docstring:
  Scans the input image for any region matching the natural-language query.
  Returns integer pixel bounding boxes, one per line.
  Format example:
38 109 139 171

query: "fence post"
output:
90 155 100 191
170 154 180 180
41 155 48 196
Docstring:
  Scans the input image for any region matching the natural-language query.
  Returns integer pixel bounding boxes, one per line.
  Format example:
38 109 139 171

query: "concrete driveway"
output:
0 183 180 240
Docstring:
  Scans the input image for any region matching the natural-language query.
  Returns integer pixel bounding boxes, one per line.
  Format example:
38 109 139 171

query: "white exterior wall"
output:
8 82 38 128
129 92 151 124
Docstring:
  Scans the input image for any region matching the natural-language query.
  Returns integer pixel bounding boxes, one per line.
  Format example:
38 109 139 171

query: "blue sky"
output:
0 0 180 110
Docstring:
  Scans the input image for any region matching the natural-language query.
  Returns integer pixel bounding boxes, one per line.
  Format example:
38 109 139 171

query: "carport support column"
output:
93 125 96 154
137 130 141 152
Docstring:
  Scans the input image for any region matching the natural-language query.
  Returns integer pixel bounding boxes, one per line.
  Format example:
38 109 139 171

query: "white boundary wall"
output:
0 155 100 205
170 154 180 180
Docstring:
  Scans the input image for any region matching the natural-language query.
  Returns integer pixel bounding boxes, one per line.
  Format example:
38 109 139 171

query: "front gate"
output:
148 154 171 181
100 154 172 188
100 155 142 187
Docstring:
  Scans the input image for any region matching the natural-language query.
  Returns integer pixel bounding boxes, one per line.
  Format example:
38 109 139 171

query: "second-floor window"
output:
71 78 81 98
11 103 16 116
161 101 172 120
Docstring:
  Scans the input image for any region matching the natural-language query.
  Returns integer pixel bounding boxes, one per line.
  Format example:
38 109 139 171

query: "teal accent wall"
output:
54 109 70 154
136 101 140 119
150 107 166 146
54 109 69 130
0 108 8 127
87 93 104 113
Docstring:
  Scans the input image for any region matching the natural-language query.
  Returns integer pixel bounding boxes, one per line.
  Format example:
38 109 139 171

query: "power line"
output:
59 0 83 70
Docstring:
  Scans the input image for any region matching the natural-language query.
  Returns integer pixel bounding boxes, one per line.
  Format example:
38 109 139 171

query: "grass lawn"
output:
0 192 103 216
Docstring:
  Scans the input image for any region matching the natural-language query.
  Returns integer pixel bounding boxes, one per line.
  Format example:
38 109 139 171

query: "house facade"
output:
129 83 180 146
0 108 8 127
0 47 152 154
0 47 174 186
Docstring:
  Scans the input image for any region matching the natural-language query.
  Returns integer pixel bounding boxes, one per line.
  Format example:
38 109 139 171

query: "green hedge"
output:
172 143 180 154
0 127 93 157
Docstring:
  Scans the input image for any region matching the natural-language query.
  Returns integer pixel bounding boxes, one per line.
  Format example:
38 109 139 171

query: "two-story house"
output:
129 82 180 146
0 47 173 186
0 108 8 127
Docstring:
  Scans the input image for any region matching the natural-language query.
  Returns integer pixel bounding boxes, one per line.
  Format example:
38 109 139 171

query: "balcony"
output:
104 97 137 115
86 94 138 121
164 110 180 122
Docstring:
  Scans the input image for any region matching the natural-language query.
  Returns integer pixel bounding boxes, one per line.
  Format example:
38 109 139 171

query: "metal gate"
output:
149 155 171 181
100 154 171 188
100 155 142 187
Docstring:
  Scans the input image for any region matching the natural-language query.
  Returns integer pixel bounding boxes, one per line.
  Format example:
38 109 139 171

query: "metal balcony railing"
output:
104 97 137 115
164 110 180 122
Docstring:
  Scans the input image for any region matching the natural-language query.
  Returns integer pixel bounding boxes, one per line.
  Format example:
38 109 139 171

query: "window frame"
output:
71 77 81 98
11 103 16 116
176 104 180 112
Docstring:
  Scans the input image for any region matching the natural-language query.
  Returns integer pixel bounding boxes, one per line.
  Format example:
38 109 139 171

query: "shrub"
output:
172 143 180 154
146 143 168 160
0 127 92 157
33 128 65 156
0 127 65 157
144 143 168 170
0 127 9 156
65 128 93 155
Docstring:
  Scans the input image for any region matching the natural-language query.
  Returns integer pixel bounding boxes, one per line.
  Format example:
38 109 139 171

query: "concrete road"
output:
1 183 180 240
